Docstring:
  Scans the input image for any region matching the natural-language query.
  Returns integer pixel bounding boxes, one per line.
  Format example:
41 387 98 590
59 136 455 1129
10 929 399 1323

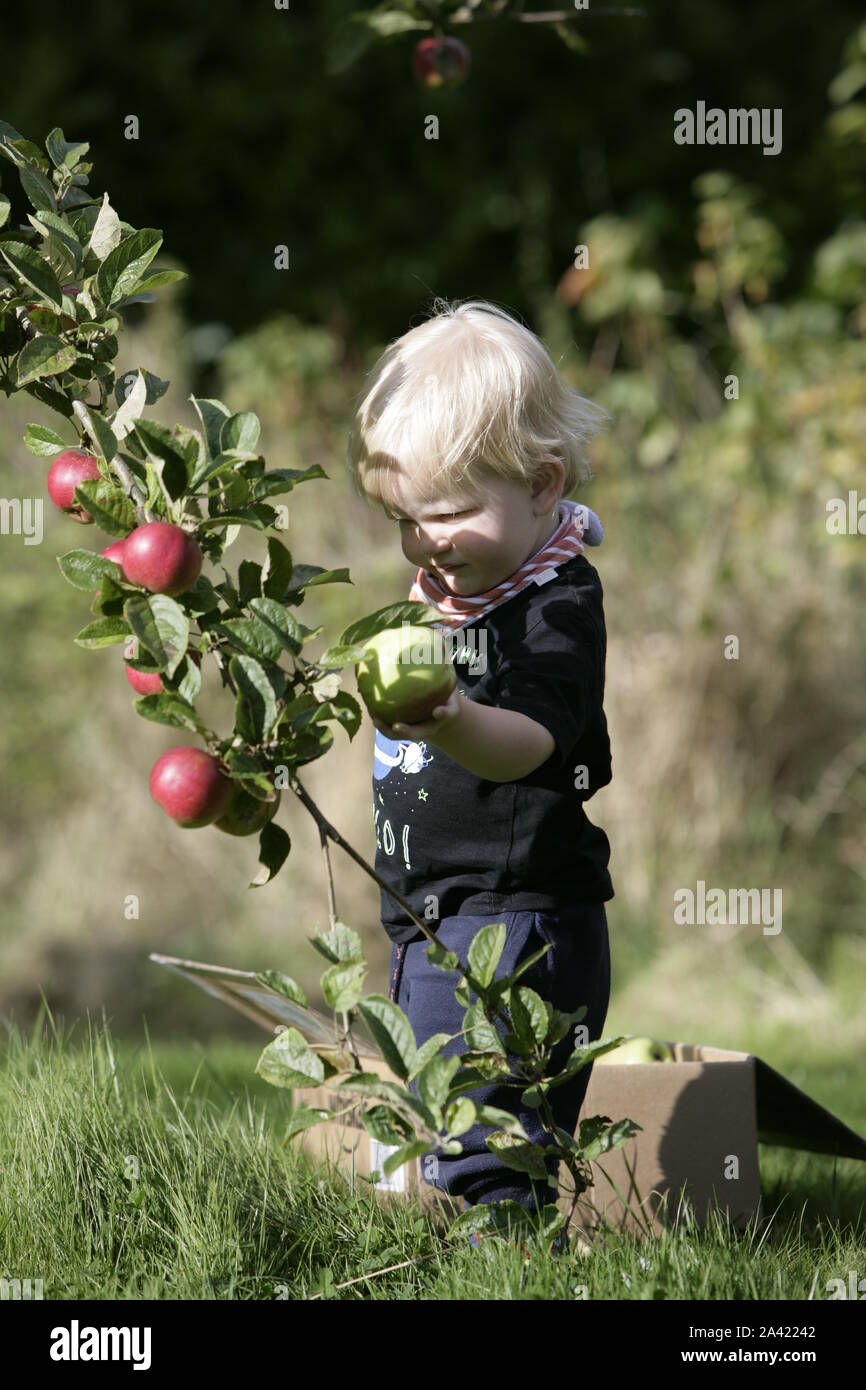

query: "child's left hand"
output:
371 685 464 743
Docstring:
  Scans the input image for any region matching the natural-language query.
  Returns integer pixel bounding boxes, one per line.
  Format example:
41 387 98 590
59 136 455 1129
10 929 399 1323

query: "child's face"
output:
384 474 558 595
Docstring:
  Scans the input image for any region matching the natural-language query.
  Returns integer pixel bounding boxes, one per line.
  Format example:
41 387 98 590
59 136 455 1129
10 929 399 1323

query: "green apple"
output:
596 1036 674 1065
355 623 457 726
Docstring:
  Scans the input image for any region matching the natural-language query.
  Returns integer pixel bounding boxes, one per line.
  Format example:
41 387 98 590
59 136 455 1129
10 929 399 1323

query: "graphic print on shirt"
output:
373 730 436 873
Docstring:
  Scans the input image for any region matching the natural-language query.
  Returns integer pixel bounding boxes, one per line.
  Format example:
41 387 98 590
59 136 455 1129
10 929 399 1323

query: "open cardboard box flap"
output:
150 954 866 1236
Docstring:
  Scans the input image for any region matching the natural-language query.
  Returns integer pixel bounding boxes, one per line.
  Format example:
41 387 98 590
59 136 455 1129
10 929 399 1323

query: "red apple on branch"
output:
101 540 127 566
125 647 200 696
412 37 471 89
149 746 233 828
47 449 101 523
121 521 203 596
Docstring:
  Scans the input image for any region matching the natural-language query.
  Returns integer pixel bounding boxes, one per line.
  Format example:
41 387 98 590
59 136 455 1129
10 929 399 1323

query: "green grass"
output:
1 1011 864 1300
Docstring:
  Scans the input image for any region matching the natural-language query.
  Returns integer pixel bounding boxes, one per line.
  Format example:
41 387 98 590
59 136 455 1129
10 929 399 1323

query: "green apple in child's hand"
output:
596 1036 674 1065
355 624 457 726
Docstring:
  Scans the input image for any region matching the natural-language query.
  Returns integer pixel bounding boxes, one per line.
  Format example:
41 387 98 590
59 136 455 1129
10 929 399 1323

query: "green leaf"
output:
250 821 291 888
57 549 119 590
133 418 195 499
188 450 243 491
308 691 363 742
444 1097 477 1137
340 601 438 648
336 1072 438 1132
75 403 118 464
467 922 507 990
190 395 232 460
485 1132 550 1179
0 193 10 228
0 241 64 309
426 942 460 974
286 564 352 594
514 987 550 1046
45 127 90 170
249 597 303 654
24 422 66 457
30 210 82 271
124 594 189 678
236 560 262 607
255 1027 326 1090
474 1106 528 1138
356 997 418 1081
220 411 261 454
114 367 169 409
252 464 327 501
162 652 200 704
408 1032 453 1081
463 1001 506 1056
19 162 56 213
256 969 308 1007
73 616 130 649
218 615 286 665
198 504 275 531
361 1105 413 1146
310 922 364 965
16 335 78 386
73 480 136 536
262 537 293 601
321 962 367 1012
133 691 206 733
130 266 187 292
509 941 553 984
416 1053 460 1112
230 654 278 742
220 747 275 793
87 192 122 260
285 1102 331 1141
96 228 163 306
316 641 378 670
577 1115 642 1163
382 1140 430 1179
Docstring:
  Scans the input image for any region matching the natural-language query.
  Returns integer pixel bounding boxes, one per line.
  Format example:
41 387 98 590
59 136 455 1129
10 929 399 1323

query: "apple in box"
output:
596 1036 675 1065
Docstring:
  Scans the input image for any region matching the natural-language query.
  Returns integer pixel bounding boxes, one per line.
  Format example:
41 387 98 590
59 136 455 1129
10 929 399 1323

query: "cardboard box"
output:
150 956 866 1240
568 1041 866 1239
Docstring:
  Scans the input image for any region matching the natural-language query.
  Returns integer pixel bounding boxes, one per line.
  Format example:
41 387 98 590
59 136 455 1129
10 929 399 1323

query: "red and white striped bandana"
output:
408 498 604 633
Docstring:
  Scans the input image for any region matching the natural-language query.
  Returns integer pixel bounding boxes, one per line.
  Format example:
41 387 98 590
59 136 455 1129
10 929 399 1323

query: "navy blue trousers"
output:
386 904 611 1212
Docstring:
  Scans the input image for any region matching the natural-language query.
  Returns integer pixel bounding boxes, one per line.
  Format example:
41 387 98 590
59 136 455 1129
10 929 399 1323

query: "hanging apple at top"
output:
47 449 101 523
355 624 457 725
412 36 471 88
120 521 203 596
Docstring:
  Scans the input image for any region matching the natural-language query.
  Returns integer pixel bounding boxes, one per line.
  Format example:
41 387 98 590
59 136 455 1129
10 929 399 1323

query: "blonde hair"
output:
345 297 610 513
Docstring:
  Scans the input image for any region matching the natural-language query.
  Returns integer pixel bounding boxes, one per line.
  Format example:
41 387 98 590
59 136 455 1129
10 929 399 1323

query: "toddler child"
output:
346 298 614 1218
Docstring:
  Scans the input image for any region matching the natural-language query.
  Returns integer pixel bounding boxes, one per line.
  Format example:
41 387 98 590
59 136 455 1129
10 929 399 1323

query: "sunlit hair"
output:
345 297 610 515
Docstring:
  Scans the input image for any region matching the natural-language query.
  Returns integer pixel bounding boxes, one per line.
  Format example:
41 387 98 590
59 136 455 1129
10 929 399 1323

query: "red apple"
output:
121 521 203 597
214 786 281 837
47 449 101 523
101 540 127 566
412 37 471 89
125 647 200 696
149 746 233 828
125 666 164 696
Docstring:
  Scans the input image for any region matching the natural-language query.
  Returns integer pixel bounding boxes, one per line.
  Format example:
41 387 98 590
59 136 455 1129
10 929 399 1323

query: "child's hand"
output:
371 685 464 743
